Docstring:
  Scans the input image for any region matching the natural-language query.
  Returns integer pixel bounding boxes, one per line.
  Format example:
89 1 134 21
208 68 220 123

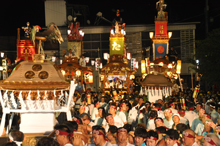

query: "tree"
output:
195 27 220 88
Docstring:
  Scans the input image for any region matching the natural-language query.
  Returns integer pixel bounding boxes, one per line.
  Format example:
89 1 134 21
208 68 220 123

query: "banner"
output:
110 37 124 55
67 41 81 58
17 40 35 61
155 21 167 38
154 43 168 60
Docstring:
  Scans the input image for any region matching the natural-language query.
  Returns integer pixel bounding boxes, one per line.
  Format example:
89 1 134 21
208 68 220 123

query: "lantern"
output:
76 70 81 76
104 53 109 60
168 64 172 69
127 53 131 60
149 32 154 39
168 32 172 38
158 62 164 66
85 57 90 63
130 75 135 80
176 60 181 74
91 60 95 66
141 60 146 74
145 58 149 67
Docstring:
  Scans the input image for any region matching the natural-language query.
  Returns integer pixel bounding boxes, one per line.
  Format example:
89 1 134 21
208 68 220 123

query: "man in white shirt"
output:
184 103 199 128
91 101 100 121
191 108 205 132
117 102 127 124
178 109 189 126
79 55 86 67
210 103 219 124
103 103 124 128
168 101 178 114
163 109 174 129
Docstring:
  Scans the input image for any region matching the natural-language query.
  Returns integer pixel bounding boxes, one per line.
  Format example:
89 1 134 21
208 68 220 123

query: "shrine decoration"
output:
150 0 173 60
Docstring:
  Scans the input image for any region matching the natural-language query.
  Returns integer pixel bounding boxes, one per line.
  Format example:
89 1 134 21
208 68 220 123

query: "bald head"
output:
182 129 196 146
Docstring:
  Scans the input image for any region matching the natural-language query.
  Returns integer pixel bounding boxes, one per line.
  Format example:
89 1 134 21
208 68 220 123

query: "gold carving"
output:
25 71 35 79
38 71 49 79
32 64 42 71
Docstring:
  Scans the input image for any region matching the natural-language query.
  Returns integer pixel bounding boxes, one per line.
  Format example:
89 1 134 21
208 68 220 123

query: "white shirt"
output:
128 107 138 124
117 111 127 124
211 110 219 124
64 144 73 146
179 116 189 125
184 111 199 128
147 119 156 130
195 123 204 136
91 108 98 121
163 118 174 129
157 110 165 119
117 143 135 146
192 142 200 146
113 115 124 127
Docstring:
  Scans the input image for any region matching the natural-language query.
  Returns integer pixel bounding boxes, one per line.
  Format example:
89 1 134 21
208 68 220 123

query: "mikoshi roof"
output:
140 74 173 87
0 60 69 90
59 62 93 72
101 61 135 75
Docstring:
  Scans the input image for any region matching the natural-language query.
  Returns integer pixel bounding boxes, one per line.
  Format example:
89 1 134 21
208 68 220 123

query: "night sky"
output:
0 0 220 37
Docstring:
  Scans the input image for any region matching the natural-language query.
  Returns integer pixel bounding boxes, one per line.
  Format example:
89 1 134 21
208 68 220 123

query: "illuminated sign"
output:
110 37 124 55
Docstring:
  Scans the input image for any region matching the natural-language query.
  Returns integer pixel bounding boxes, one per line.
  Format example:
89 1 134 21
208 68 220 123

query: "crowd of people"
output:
2 89 220 146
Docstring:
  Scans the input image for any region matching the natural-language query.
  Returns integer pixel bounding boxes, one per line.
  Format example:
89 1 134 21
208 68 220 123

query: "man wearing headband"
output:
178 109 189 126
163 109 174 129
182 129 199 146
8 130 24 146
92 126 112 146
154 118 166 128
168 101 178 114
91 100 100 122
153 103 164 119
210 103 219 124
146 130 158 146
103 102 124 129
117 102 128 124
134 128 148 146
203 133 220 146
54 124 73 146
117 127 134 146
184 102 199 128
191 108 205 132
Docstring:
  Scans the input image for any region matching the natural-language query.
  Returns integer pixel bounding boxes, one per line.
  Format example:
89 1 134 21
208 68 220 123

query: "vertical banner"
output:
17 40 35 61
67 41 81 58
155 21 167 38
109 37 124 55
154 43 168 60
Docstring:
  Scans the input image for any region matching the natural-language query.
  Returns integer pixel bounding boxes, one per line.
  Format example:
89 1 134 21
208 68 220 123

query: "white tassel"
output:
65 91 69 105
27 91 33 110
36 90 42 110
43 91 48 109
18 91 26 109
169 87 172 95
3 90 8 108
10 91 17 109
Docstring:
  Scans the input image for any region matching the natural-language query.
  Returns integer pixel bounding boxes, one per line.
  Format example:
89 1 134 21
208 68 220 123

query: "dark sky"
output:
0 0 220 36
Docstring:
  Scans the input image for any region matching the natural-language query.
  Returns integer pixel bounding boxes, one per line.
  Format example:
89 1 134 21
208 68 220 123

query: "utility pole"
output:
205 0 209 36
